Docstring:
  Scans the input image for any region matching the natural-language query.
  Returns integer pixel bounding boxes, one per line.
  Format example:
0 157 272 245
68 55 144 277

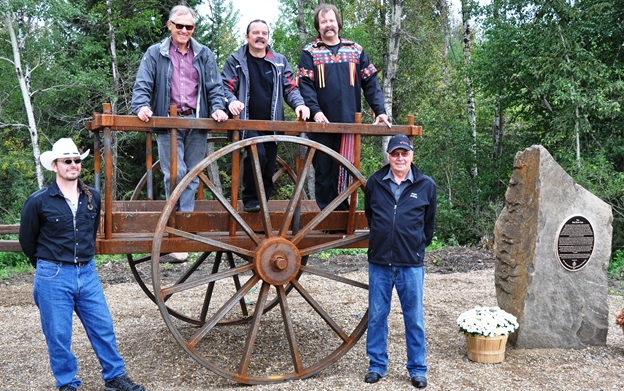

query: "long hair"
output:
313 4 342 36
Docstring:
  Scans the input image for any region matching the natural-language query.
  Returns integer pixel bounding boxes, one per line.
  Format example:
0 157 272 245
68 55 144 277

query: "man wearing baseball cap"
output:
19 138 144 391
363 134 437 388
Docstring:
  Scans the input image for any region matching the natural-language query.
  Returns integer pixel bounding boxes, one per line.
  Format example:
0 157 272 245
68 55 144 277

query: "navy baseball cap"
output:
387 135 413 153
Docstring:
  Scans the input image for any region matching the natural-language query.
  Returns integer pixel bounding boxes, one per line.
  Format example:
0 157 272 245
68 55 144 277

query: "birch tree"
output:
381 0 403 160
462 0 477 178
1 5 43 188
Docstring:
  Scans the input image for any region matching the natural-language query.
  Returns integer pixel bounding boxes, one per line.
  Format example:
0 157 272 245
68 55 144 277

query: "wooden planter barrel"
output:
464 334 508 363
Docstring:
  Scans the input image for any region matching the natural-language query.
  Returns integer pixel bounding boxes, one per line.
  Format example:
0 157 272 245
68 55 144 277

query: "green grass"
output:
0 251 33 280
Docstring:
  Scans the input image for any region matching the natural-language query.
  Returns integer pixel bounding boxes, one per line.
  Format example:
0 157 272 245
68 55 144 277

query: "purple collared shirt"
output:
169 41 199 113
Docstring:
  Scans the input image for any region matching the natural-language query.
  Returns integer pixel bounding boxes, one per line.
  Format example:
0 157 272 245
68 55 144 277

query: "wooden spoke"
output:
164 226 255 258
249 144 273 237
238 281 271 376
187 275 260 349
279 147 315 238
127 253 153 266
299 265 368 290
290 181 361 246
198 172 261 245
226 251 249 318
291 279 349 342
163 251 211 302
160 263 254 297
277 285 303 374
298 232 369 257
200 252 224 322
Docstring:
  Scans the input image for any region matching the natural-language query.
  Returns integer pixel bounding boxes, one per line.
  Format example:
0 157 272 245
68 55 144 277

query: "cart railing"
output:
0 103 421 254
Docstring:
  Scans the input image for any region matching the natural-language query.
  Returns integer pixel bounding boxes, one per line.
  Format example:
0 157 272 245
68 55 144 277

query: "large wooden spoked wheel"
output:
151 136 370 384
126 156 308 325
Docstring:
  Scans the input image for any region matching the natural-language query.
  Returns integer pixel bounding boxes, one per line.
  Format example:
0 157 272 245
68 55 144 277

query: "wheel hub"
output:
254 238 301 285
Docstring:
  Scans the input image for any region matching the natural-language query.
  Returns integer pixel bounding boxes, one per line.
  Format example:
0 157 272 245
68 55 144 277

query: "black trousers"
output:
308 132 350 211
242 131 278 204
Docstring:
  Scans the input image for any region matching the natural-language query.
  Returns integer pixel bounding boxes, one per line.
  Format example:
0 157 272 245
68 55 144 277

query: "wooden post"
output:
146 132 153 200
103 103 113 240
229 116 240 236
346 113 362 234
169 106 177 229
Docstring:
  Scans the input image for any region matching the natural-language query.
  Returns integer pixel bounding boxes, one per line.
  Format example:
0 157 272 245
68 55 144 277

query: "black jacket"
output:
19 180 101 267
364 164 437 267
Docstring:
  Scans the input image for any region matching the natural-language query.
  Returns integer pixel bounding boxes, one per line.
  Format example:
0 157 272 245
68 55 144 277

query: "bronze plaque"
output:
556 216 594 271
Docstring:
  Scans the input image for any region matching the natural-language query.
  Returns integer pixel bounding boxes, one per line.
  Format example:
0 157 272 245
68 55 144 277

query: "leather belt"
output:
178 108 195 116
41 259 90 267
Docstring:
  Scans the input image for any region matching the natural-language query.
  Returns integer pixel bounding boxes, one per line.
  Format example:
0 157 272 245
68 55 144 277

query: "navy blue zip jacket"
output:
364 164 437 267
19 180 101 267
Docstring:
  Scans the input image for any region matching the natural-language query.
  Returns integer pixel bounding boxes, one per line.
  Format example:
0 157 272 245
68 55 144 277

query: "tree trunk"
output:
4 11 44 188
296 0 308 45
205 138 222 193
492 97 504 159
381 0 403 164
106 0 119 199
462 1 477 178
439 0 450 88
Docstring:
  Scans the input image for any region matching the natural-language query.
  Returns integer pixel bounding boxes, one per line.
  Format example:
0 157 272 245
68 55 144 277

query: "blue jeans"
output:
33 259 125 388
157 128 208 212
366 263 427 378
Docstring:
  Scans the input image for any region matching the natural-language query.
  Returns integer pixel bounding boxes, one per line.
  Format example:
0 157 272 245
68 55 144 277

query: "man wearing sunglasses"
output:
132 5 228 212
363 135 437 388
19 139 144 391
222 20 310 213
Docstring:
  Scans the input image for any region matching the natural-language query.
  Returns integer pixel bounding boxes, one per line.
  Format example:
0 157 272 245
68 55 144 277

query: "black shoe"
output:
364 372 382 383
411 376 427 388
323 230 347 234
104 375 145 391
59 386 77 391
244 200 261 213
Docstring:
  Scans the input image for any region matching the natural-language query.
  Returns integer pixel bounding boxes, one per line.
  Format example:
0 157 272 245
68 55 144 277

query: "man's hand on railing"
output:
137 106 153 122
228 101 245 116
313 111 330 124
295 105 310 121
212 110 228 122
373 114 392 128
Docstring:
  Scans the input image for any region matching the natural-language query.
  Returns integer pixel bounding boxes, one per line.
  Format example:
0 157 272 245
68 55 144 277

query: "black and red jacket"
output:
297 37 386 123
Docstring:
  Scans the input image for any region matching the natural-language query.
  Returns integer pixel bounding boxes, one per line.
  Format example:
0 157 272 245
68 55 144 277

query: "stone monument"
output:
494 145 612 349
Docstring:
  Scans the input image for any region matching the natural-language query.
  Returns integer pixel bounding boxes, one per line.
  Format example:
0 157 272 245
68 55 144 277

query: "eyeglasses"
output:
58 158 82 165
389 151 411 158
169 20 195 31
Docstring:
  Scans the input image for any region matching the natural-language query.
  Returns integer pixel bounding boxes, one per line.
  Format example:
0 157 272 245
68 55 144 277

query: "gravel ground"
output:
1 249 624 391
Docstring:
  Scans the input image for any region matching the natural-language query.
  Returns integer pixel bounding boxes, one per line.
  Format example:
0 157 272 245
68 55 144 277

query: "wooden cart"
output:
0 104 421 384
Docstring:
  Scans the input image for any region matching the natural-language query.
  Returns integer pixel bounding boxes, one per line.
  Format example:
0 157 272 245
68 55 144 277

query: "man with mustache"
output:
132 5 228 213
298 4 391 212
222 20 310 212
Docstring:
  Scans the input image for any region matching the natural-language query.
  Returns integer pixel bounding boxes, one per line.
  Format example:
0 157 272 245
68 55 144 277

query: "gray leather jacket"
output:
132 36 226 131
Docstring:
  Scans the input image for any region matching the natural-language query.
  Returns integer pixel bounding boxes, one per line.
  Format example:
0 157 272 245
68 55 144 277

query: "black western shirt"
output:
19 180 101 267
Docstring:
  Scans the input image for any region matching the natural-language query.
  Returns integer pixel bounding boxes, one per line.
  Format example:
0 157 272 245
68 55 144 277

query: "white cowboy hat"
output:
40 138 90 171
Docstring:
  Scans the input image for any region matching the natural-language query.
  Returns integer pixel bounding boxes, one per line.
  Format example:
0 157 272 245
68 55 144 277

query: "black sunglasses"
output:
58 158 82 165
169 20 195 31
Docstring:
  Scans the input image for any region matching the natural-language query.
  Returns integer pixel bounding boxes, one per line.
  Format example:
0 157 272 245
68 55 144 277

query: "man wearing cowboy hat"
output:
19 138 144 391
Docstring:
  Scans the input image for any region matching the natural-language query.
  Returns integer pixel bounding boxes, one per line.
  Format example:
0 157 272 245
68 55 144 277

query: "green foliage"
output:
318 248 367 259
608 249 624 279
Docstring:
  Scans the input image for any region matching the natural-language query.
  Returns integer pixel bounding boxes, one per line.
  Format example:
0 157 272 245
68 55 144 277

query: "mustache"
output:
323 27 337 34
255 38 266 43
